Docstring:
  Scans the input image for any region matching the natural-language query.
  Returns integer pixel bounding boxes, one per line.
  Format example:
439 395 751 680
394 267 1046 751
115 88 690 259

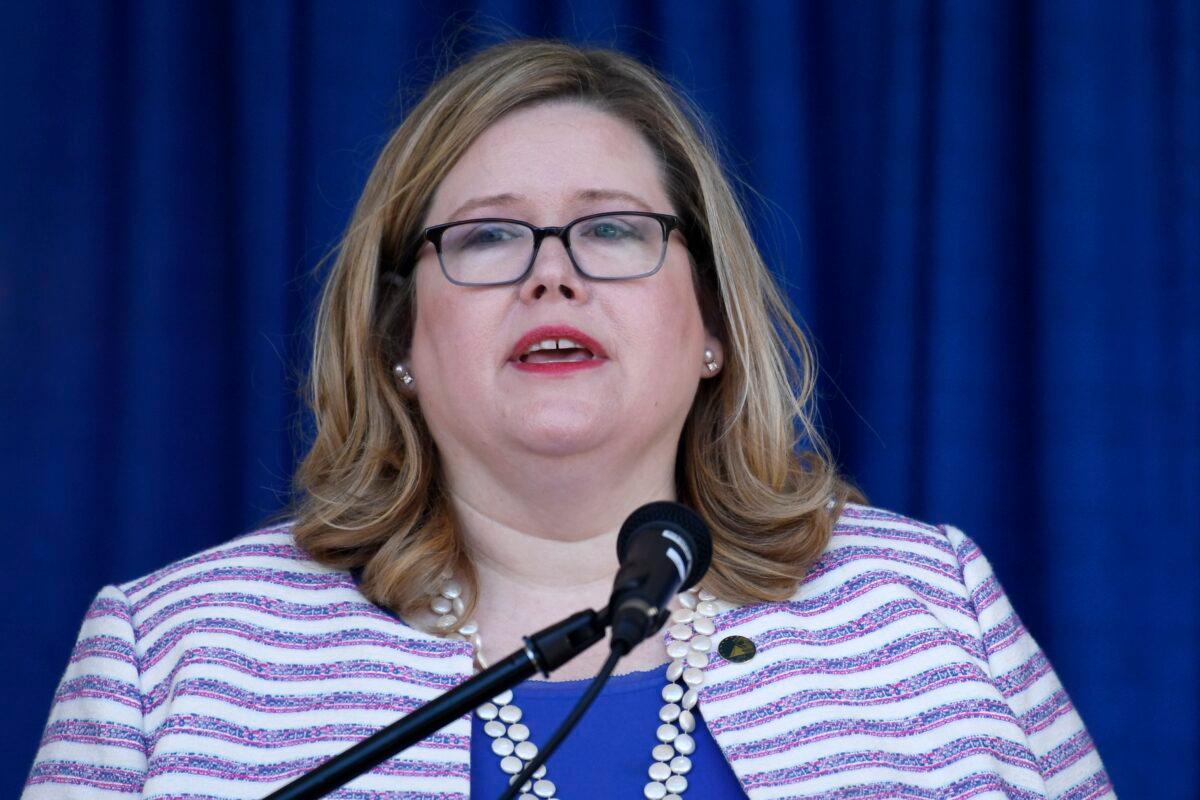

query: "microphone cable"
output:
496 501 711 800
494 648 622 800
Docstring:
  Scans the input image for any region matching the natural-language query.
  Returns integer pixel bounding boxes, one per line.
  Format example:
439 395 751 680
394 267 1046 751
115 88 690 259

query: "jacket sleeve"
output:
23 585 148 798
942 525 1115 799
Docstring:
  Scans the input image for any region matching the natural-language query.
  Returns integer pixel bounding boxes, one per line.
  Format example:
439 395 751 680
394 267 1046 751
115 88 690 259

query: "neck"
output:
440 446 680 679
444 429 680 530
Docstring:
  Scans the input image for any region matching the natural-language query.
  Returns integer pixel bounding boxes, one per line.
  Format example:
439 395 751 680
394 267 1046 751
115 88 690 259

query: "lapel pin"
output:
717 635 756 663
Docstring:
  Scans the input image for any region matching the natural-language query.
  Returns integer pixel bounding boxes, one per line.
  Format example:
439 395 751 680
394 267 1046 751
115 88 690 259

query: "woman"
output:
24 40 1113 799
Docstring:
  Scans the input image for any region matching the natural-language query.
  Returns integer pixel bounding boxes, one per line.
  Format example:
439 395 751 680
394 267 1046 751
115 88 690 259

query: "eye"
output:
457 222 525 249
465 224 518 245
580 217 643 241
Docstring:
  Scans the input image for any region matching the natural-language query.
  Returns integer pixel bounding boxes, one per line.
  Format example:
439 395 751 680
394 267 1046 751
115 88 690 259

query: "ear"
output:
700 335 725 379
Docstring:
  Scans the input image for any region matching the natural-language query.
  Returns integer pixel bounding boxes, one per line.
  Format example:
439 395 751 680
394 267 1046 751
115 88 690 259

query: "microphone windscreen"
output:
616 501 713 591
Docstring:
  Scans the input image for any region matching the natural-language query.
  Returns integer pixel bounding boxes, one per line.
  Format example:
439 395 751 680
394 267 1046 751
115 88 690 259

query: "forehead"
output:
426 101 673 223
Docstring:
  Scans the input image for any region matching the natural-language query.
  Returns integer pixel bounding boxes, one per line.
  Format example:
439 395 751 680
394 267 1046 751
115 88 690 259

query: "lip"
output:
509 324 608 375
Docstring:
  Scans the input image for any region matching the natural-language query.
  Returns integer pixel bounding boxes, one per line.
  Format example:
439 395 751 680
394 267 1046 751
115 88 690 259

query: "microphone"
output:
608 501 712 655
267 502 711 800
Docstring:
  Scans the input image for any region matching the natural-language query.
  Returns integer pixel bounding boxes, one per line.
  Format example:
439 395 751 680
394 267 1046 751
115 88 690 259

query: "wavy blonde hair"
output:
291 39 865 624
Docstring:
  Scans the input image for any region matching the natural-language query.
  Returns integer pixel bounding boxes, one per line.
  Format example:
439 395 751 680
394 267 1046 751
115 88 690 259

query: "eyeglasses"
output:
421 211 682 287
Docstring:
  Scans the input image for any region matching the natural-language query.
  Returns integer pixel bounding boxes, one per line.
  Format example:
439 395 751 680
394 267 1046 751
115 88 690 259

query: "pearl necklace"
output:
430 580 721 800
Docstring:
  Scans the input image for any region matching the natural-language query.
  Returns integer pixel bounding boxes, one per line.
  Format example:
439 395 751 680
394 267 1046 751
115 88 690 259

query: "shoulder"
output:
115 521 347 612
814 502 993 609
805 501 980 610
42 528 474 796
732 502 984 637
706 503 993 695
108 522 417 660
814 501 967 584
107 522 468 680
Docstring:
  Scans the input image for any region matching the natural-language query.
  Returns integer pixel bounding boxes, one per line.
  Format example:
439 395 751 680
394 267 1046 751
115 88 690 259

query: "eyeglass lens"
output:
437 214 666 285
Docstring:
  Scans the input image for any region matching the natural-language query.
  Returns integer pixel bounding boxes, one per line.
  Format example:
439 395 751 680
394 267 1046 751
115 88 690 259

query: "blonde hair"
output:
291 39 865 624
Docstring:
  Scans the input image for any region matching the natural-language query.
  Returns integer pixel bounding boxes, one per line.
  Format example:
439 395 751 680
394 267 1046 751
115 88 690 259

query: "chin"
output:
509 406 613 457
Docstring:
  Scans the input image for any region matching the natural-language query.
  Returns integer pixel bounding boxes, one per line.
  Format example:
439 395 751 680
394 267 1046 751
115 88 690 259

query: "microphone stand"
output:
264 607 610 800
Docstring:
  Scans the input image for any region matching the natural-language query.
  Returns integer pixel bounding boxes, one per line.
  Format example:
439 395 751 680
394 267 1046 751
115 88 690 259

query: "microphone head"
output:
616 501 713 591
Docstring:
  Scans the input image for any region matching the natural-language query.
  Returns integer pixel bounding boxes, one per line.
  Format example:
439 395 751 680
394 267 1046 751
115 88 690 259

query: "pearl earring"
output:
393 362 414 386
703 349 719 373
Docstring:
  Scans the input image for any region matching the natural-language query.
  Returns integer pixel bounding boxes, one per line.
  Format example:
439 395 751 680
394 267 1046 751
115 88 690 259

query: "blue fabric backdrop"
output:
3 2 1197 797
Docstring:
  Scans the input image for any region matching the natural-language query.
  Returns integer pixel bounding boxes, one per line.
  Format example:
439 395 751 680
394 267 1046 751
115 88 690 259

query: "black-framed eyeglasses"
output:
421 211 682 287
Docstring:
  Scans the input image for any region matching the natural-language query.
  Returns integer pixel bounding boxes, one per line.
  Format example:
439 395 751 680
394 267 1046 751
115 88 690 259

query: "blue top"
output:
470 663 748 798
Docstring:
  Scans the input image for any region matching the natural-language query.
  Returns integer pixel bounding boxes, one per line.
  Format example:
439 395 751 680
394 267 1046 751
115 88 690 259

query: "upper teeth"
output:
524 338 587 355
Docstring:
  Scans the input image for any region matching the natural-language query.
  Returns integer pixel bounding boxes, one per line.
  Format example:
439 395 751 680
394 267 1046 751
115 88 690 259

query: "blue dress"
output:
470 663 748 798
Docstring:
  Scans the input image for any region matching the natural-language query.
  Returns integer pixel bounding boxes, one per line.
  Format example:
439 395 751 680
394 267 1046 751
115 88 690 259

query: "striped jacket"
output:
24 504 1114 798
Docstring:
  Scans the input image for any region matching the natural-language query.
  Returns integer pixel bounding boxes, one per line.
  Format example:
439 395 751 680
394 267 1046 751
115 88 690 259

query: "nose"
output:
517 234 589 303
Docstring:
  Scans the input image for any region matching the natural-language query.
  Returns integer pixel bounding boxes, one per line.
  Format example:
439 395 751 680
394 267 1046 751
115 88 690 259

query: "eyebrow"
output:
447 189 654 222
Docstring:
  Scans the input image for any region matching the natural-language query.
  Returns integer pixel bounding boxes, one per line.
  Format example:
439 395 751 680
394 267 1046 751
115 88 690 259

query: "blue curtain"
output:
3 2 1196 796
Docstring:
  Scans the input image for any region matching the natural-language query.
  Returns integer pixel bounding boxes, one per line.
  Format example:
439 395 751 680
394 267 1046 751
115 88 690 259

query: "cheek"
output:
622 271 706 380
411 277 493 385
662 269 707 349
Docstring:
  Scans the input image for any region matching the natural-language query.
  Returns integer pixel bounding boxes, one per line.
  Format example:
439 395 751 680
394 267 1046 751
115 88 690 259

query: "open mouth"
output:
518 338 597 364
509 326 607 373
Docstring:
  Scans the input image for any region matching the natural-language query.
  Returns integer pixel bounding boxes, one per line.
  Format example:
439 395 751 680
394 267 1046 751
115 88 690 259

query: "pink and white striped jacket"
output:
24 504 1114 798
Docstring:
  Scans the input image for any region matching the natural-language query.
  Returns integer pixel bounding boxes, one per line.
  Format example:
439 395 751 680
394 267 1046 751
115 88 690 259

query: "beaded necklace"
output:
430 580 721 800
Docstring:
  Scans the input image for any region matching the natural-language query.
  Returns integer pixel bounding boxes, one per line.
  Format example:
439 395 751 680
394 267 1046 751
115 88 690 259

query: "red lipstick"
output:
510 325 608 375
